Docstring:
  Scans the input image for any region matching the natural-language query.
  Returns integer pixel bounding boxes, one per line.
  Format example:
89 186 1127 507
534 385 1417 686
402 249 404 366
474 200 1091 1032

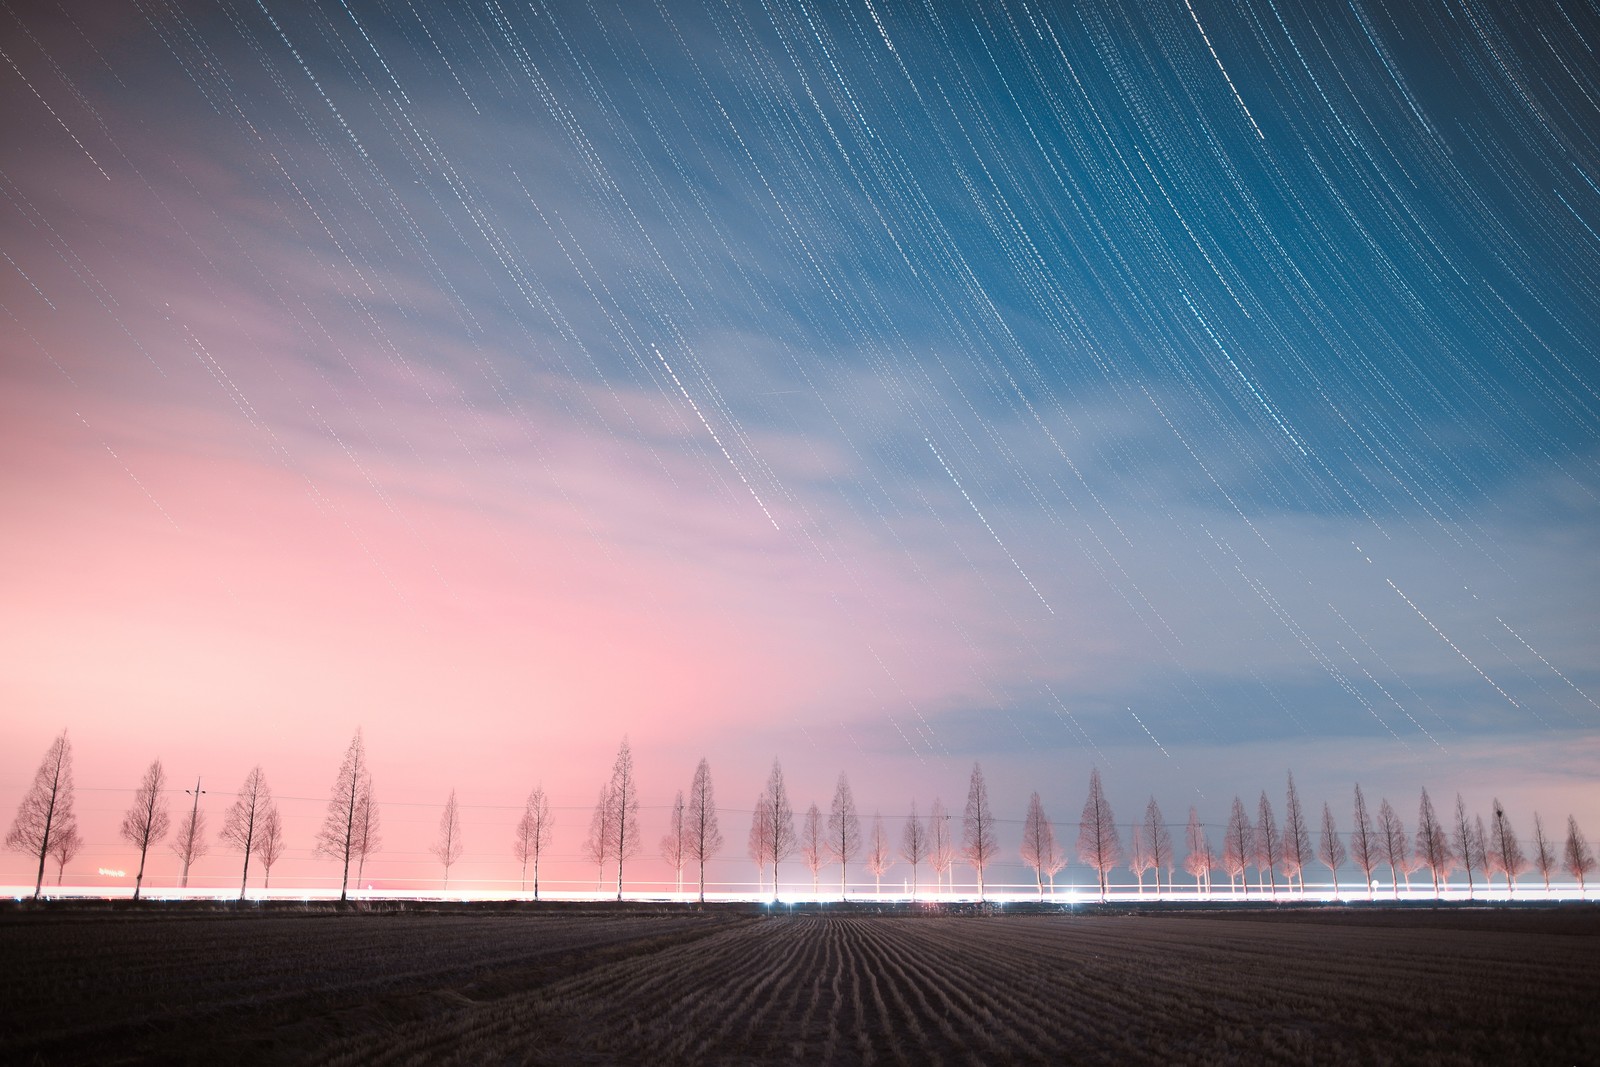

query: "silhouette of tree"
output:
660 789 686 893
351 782 380 888
1183 806 1213 896
800 803 824 894
928 797 953 894
1376 798 1409 897
1222 796 1253 895
119 758 169 902
900 800 927 899
1564 815 1594 895
1531 812 1557 891
1318 802 1346 895
48 822 81 885
747 794 772 895
1077 768 1121 902
513 786 552 897
962 763 999 901
171 784 207 891
1486 799 1526 894
6 730 76 899
755 760 796 900
606 739 642 900
828 773 862 899
685 758 723 902
315 729 374 902
1020 792 1062 897
1349 784 1378 899
1451 794 1481 898
1143 797 1174 894
1282 772 1312 894
258 805 285 890
1130 824 1153 896
220 766 272 901
865 813 893 894
431 789 464 891
1254 792 1281 895
584 785 614 892
1414 787 1453 898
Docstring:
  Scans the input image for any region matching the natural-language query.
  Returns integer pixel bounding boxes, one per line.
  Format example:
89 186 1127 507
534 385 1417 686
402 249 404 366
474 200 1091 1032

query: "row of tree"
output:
8 731 1598 901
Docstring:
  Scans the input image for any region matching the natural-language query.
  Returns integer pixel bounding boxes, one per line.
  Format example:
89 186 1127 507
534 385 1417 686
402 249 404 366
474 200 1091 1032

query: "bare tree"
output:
171 780 208 890
432 789 465 891
1129 825 1153 896
1531 812 1557 891
513 786 552 897
865 813 893 895
1144 797 1174 894
1318 802 1346 895
660 789 686 893
1183 807 1213 895
48 822 82 885
258 805 285 890
962 763 1000 901
220 766 272 901
685 758 723 902
1349 784 1378 899
1077 768 1122 902
607 739 642 900
747 793 772 895
1254 792 1281 895
1376 798 1408 896
1221 796 1253 895
801 803 825 894
584 785 614 891
756 760 796 899
1450 794 1480 898
1282 772 1312 894
929 797 953 894
1486 799 1526 895
1020 792 1062 898
901 801 927 899
1564 815 1595 896
315 729 373 902
1414 787 1453 898
6 730 77 899
351 782 380 888
828 772 862 899
119 758 170 902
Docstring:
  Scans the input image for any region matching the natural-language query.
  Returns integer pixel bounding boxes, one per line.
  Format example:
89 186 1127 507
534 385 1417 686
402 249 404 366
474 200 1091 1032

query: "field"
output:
3 903 1596 1064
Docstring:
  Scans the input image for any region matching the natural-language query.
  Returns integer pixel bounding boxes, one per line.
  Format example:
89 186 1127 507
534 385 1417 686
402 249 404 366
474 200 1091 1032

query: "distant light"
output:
98 867 126 878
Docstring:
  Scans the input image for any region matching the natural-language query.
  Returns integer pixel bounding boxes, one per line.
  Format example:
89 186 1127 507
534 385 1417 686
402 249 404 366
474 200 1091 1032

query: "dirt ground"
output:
3 901 1596 1064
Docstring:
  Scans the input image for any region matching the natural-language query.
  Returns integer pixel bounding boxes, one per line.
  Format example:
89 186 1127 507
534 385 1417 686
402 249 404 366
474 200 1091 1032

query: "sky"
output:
3 0 1598 895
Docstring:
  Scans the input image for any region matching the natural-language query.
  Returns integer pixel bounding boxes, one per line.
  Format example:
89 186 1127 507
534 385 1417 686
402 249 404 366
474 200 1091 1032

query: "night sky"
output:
3 0 1598 892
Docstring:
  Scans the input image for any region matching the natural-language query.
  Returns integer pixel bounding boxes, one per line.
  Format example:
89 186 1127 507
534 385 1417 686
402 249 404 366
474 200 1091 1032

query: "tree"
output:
315 729 374 902
1254 792 1281 895
865 813 893 894
1486 800 1526 895
1318 802 1346 895
351 781 380 888
119 758 170 902
48 822 82 885
1531 812 1557 891
1376 798 1409 898
748 793 773 895
513 786 552 898
900 801 927 899
1349 784 1378 899
755 760 796 899
220 766 272 901
1564 815 1594 895
1143 797 1174 894
1414 787 1453 897
1020 792 1062 897
1221 796 1253 895
1282 772 1312 894
6 730 77 899
660 790 686 893
801 803 825 894
685 758 723 902
929 797 953 894
962 763 1000 901
1450 794 1481 898
258 805 285 890
584 786 614 891
828 772 862 899
432 789 464 891
171 781 208 890
606 739 642 900
1183 807 1213 895
1129 825 1153 896
1077 768 1122 902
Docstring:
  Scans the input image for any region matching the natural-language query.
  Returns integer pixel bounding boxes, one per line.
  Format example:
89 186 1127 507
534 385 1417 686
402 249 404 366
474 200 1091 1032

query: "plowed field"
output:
3 904 1595 1064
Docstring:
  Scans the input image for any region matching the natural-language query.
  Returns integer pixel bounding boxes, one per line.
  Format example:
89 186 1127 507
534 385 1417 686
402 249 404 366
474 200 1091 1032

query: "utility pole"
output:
181 777 205 888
